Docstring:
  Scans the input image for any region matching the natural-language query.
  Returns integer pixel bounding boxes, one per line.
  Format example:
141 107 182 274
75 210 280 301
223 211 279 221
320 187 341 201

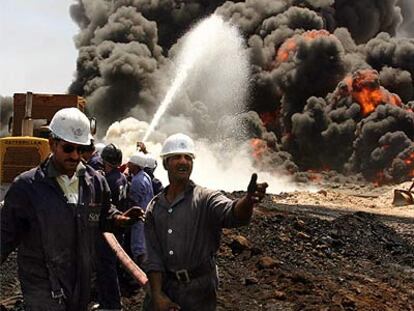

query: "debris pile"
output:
1 194 413 310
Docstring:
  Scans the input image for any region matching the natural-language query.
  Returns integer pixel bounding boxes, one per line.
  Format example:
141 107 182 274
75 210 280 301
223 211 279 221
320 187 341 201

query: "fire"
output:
404 152 414 165
250 138 268 160
306 169 323 182
334 69 402 116
259 110 279 128
403 152 414 177
276 38 297 63
372 171 388 187
275 30 331 64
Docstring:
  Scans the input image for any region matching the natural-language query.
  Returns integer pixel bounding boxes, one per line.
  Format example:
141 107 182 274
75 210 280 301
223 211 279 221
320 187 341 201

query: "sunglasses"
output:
60 143 86 154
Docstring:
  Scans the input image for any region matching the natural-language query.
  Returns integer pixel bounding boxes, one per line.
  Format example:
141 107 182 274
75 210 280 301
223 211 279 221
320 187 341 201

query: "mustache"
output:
65 159 80 163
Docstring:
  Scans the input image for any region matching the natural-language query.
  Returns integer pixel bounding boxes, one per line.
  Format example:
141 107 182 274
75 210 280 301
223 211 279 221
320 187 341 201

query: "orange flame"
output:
276 30 330 64
306 166 331 182
259 110 279 128
404 152 414 165
250 138 268 160
307 169 322 182
403 152 414 178
372 171 386 187
335 69 402 116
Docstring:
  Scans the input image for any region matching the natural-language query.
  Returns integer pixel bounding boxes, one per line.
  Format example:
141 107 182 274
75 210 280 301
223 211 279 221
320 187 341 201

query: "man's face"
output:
49 138 83 176
127 162 140 175
165 154 193 183
81 150 94 162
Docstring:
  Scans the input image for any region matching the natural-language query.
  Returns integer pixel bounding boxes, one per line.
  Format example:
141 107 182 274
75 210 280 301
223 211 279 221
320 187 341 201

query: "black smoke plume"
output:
69 0 414 184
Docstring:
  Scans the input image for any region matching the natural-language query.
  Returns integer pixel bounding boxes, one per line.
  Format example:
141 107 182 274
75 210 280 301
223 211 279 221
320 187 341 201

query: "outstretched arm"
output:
233 173 268 222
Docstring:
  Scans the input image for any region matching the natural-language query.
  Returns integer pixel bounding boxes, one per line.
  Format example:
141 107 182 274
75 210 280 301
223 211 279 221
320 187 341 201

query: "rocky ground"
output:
1 183 413 310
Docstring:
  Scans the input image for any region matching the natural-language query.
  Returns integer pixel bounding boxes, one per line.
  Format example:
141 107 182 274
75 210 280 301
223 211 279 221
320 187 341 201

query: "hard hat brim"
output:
160 151 195 159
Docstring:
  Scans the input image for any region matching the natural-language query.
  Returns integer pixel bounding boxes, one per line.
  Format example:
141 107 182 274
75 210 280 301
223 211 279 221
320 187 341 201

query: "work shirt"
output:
152 177 164 195
105 168 128 211
55 165 81 204
88 152 104 171
144 168 164 195
144 180 249 274
129 170 154 257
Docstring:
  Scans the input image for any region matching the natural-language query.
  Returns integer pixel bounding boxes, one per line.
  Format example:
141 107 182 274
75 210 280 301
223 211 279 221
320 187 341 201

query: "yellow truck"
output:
0 92 87 200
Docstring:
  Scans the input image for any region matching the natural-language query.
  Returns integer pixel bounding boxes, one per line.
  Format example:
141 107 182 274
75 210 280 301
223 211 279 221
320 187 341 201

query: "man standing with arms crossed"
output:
144 133 268 311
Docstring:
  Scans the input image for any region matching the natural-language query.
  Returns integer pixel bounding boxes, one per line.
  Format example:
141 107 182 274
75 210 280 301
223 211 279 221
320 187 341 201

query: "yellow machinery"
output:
0 137 49 183
0 92 87 200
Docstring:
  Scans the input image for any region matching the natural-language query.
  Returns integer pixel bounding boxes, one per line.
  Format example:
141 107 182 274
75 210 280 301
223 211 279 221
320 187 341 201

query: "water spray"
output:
142 14 247 142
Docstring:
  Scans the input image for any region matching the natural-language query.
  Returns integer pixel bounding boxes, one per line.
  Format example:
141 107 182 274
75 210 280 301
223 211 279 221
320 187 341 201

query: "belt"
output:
166 261 214 283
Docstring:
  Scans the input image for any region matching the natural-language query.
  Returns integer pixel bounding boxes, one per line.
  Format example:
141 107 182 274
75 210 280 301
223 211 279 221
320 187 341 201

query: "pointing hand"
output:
247 173 268 204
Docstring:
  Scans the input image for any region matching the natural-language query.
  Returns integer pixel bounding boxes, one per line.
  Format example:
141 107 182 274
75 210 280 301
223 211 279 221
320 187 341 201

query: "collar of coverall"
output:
47 156 87 178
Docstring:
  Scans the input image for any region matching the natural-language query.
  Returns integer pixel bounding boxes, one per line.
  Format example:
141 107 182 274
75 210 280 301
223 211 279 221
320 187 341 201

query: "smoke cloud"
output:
0 96 13 137
396 0 414 37
69 0 414 187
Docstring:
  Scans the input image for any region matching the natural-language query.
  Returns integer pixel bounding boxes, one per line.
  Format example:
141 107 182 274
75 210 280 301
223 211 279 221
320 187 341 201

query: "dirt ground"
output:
1 181 413 310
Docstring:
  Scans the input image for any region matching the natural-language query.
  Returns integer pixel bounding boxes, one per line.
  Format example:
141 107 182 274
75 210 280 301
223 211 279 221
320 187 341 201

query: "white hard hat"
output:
95 143 106 155
128 151 147 168
145 153 157 169
49 108 92 145
160 133 195 159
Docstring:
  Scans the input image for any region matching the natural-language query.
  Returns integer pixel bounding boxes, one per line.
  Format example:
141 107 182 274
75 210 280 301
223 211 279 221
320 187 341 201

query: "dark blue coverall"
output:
1 158 118 311
94 167 128 310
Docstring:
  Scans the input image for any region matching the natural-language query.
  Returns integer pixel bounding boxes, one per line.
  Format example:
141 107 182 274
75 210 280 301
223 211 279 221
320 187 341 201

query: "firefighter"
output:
128 151 154 266
135 142 164 195
81 140 104 171
0 108 139 311
144 153 164 195
143 133 268 311
101 144 128 212
91 144 128 311
95 142 106 156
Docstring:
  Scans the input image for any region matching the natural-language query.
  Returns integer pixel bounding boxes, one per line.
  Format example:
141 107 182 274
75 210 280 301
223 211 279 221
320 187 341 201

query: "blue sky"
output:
0 0 78 96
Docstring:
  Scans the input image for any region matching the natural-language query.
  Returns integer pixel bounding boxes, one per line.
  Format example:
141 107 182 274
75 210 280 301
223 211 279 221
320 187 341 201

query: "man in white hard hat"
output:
136 142 164 195
144 153 164 195
1 108 138 311
143 133 268 311
127 151 154 266
90 143 127 311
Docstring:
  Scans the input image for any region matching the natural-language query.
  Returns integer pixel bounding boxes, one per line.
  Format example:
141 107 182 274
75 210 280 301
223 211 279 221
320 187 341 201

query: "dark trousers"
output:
20 278 67 311
142 272 218 311
94 231 122 310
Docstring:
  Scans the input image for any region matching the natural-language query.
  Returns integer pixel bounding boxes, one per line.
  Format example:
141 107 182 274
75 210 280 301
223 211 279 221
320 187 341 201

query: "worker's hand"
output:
246 173 268 204
113 214 135 228
137 142 148 154
114 207 144 227
152 291 181 311
123 206 145 221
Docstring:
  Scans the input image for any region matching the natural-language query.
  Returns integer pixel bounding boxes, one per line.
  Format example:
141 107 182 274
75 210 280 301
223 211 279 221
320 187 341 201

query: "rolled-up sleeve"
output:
143 205 165 273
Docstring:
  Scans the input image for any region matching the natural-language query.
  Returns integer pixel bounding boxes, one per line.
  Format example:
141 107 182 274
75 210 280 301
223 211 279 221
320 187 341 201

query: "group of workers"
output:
0 107 268 311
